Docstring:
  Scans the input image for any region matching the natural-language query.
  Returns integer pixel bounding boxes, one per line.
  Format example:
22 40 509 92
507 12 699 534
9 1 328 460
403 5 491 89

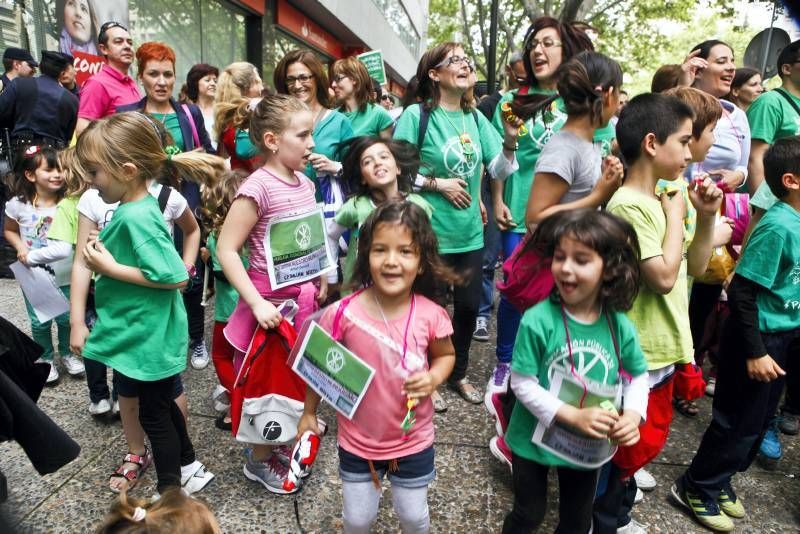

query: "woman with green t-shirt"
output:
394 42 518 407
274 49 354 287
487 18 607 404
331 56 394 139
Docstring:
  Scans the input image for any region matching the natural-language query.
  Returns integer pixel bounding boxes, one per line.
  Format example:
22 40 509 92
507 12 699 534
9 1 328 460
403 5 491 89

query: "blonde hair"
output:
213 97 251 140
96 488 220 534
249 94 309 152
59 147 89 198
214 61 259 139
77 113 224 189
200 169 247 235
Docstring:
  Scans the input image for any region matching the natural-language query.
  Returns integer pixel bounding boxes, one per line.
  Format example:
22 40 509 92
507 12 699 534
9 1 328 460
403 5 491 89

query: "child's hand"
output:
479 199 488 226
593 155 623 202
609 410 642 447
688 175 724 216
295 412 322 440
70 323 90 356
83 239 118 276
316 277 328 305
707 168 745 192
564 405 619 439
712 217 734 247
252 298 282 330
16 248 29 265
403 370 440 399
747 354 786 382
659 188 686 221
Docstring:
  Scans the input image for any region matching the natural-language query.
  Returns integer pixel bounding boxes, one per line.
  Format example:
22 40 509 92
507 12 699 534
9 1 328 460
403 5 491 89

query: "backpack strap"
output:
157 184 172 213
417 102 430 148
775 88 800 119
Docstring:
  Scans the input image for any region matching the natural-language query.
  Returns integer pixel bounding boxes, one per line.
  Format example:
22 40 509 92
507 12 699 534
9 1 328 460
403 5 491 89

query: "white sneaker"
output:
211 384 230 413
181 461 215 494
705 377 716 396
190 340 210 370
112 400 120 417
617 519 648 533
89 398 111 416
634 468 656 491
46 362 59 384
62 353 85 376
633 487 644 504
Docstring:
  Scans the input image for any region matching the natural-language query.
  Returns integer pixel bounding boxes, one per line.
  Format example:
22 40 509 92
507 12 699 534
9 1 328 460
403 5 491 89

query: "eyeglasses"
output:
525 37 562 51
286 73 314 85
98 21 128 41
332 74 348 83
436 55 475 70
380 94 393 101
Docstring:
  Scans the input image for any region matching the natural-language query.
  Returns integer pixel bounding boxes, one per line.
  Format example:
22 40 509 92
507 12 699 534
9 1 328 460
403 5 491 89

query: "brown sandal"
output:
109 448 152 493
674 398 699 417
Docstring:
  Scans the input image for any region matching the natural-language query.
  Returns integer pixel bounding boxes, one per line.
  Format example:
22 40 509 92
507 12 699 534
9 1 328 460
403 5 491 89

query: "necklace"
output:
438 108 475 163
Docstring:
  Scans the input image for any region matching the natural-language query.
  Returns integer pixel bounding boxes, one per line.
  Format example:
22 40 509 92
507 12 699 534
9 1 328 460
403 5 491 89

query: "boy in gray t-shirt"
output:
534 130 601 204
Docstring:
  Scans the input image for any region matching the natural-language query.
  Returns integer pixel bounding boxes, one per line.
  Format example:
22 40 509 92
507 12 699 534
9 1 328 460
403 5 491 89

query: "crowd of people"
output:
0 13 799 534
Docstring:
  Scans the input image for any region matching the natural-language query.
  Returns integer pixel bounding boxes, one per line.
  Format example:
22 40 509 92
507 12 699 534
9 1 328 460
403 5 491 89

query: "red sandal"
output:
109 448 152 493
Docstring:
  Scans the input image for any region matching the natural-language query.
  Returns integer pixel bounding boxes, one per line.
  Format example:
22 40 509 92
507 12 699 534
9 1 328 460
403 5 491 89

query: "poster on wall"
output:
55 0 129 86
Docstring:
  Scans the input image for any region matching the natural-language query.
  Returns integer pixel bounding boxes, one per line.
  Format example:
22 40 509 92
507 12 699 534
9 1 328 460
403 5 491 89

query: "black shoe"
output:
215 414 232 431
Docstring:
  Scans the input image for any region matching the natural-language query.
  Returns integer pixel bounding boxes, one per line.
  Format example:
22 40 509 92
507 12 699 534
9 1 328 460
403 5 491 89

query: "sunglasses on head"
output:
98 21 128 41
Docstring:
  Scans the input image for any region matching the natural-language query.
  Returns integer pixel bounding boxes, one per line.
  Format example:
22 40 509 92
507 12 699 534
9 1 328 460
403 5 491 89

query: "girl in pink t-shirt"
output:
297 200 456 533
217 95 328 494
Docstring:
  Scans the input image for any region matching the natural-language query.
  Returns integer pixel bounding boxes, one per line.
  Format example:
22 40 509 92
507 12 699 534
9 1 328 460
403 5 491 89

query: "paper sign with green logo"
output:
264 207 336 289
290 321 375 419
357 49 386 85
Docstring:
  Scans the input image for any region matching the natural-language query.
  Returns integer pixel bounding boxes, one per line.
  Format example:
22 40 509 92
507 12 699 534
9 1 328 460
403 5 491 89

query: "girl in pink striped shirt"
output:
217 94 328 493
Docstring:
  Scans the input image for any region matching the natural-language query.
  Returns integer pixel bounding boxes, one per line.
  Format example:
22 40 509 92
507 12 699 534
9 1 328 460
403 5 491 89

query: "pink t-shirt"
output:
78 64 141 120
318 293 453 459
236 168 317 274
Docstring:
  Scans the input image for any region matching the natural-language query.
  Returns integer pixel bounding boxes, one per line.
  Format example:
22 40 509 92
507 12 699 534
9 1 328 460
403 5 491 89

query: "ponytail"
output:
558 52 622 124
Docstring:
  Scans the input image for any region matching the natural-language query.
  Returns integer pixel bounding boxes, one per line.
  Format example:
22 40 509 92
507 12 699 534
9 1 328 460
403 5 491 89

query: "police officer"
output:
0 51 78 149
0 47 38 92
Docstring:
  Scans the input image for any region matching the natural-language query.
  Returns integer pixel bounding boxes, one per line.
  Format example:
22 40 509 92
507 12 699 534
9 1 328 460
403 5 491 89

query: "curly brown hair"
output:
349 200 460 299
529 209 641 311
200 169 248 236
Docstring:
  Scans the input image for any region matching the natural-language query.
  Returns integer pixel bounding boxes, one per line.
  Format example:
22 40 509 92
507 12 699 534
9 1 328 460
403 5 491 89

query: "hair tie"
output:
132 507 147 522
164 145 181 160
594 85 603 92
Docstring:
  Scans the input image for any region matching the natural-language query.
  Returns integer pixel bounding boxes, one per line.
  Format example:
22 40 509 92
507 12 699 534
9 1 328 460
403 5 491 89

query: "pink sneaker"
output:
489 436 512 472
486 392 509 437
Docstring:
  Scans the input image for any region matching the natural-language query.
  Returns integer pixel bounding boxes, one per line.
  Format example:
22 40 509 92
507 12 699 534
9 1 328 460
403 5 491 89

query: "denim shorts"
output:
113 370 184 399
338 445 435 488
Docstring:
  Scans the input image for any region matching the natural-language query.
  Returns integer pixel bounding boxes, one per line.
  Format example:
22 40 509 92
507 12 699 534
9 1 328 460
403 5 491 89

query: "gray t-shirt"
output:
534 130 601 204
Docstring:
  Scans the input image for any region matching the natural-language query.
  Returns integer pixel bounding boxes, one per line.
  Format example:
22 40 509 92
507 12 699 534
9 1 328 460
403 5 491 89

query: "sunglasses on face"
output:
380 94 392 101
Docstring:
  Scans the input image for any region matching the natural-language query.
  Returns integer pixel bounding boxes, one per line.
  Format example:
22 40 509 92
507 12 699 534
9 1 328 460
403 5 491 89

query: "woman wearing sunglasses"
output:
394 42 519 410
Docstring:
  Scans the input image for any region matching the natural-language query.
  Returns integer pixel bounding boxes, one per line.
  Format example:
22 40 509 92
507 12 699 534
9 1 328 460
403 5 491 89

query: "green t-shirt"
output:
343 102 393 137
491 89 615 233
83 195 189 381
394 104 502 253
335 193 433 287
151 112 185 152
746 89 800 144
606 187 693 369
47 196 79 245
751 180 780 212
506 298 648 468
735 201 800 332
306 109 354 200
206 233 248 323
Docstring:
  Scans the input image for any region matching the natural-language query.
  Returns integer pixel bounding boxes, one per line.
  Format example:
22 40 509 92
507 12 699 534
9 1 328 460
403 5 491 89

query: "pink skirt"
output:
223 269 318 353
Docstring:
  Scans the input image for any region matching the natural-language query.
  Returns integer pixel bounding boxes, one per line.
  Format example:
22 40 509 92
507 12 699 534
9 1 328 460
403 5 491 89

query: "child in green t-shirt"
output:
330 136 432 290
594 93 724 532
200 169 249 431
674 136 800 532
72 112 224 497
502 209 648 533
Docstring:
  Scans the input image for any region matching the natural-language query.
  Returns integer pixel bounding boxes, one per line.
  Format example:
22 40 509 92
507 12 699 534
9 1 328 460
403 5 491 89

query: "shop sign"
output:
276 0 343 59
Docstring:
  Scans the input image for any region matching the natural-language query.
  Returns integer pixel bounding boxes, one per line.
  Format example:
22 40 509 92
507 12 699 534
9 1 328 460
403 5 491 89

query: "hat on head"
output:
2 47 38 67
41 51 74 71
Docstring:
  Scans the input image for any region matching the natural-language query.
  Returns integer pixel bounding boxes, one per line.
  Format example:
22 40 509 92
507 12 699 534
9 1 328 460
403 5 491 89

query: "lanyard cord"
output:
559 303 626 408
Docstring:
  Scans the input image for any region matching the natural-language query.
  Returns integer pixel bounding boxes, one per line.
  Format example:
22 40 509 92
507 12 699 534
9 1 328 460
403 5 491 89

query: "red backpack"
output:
231 320 307 445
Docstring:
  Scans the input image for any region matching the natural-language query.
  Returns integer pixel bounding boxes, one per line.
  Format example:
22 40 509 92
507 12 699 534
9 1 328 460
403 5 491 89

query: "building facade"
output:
0 0 427 96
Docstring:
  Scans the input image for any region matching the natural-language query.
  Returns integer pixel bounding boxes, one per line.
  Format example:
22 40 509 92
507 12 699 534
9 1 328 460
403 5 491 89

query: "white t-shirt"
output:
5 197 73 286
77 183 188 235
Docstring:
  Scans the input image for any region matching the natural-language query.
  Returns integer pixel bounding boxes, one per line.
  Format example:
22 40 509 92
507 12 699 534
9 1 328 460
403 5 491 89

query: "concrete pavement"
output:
0 278 797 532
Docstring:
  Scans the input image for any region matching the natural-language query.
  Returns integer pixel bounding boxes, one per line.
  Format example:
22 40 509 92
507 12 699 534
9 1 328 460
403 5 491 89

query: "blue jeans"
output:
495 231 524 364
478 183 501 319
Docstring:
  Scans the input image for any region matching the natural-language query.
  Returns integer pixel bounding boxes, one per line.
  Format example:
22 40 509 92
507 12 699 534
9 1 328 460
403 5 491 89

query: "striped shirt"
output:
236 168 317 273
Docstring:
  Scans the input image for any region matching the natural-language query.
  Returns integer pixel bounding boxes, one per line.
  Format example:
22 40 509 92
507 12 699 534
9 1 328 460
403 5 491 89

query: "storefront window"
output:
369 0 419 57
